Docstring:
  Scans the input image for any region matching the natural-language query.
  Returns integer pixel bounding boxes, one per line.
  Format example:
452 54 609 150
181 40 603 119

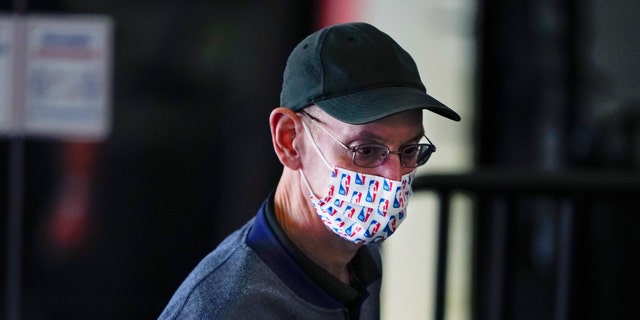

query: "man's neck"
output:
273 170 362 284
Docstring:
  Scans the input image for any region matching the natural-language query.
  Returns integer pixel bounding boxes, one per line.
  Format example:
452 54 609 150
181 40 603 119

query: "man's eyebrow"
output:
351 131 385 142
349 130 425 145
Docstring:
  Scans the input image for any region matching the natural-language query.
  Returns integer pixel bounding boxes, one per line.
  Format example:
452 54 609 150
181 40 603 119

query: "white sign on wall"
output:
0 14 113 141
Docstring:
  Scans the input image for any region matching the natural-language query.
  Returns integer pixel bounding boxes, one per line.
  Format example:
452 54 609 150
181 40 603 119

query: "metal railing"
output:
413 169 640 320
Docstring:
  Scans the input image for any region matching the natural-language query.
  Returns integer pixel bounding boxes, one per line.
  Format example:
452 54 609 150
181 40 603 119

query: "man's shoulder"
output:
158 219 261 319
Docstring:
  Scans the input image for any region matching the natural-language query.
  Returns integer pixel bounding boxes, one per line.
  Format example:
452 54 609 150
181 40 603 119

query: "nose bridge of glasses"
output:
387 148 413 167
387 149 404 164
370 146 408 168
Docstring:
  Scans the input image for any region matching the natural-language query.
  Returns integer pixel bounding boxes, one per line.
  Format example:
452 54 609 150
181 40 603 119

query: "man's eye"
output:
402 145 420 156
355 145 386 157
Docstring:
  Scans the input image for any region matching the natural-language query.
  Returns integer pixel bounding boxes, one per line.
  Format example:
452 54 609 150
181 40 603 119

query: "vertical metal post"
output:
487 196 509 320
434 191 450 320
6 0 28 318
555 199 574 320
6 139 24 320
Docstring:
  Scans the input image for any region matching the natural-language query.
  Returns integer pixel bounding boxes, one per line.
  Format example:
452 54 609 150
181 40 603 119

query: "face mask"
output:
300 122 415 244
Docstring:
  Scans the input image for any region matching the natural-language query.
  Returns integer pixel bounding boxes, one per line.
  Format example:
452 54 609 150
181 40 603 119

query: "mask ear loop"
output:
298 119 335 199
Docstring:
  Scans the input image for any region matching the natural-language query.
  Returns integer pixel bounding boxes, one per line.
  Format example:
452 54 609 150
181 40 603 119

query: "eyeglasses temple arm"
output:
301 111 354 152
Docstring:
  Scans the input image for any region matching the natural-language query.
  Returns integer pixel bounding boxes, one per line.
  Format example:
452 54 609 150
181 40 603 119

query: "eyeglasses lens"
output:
415 145 433 166
353 145 388 168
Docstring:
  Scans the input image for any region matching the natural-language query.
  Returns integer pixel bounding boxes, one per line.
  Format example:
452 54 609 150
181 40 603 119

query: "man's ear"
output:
270 107 303 170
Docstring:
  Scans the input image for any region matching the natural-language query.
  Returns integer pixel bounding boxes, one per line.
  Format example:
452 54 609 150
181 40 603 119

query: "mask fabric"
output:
300 121 415 244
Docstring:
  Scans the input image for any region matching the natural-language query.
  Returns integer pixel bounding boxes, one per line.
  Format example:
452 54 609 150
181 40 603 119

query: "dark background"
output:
0 0 638 319
0 1 313 318
475 0 639 319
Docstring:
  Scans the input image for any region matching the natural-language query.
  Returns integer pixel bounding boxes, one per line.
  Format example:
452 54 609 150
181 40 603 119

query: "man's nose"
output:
377 152 406 181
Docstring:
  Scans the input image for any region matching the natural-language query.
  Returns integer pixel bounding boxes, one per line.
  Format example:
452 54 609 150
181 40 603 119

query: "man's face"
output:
300 106 424 197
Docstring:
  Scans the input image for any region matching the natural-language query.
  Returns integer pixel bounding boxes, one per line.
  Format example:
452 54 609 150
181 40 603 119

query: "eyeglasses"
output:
301 111 436 168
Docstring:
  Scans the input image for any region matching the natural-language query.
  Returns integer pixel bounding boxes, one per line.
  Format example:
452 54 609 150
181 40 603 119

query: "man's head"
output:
270 22 460 244
280 22 460 125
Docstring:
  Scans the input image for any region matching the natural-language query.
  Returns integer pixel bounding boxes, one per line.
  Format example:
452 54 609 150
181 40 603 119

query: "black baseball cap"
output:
280 22 460 124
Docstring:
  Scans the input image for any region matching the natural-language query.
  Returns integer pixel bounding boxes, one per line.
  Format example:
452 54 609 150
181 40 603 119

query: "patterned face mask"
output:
300 121 415 244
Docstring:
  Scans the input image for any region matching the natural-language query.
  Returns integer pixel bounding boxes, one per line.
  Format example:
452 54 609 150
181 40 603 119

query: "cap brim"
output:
313 86 461 124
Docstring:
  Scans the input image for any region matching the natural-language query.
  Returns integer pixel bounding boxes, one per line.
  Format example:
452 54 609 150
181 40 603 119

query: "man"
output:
159 22 460 319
